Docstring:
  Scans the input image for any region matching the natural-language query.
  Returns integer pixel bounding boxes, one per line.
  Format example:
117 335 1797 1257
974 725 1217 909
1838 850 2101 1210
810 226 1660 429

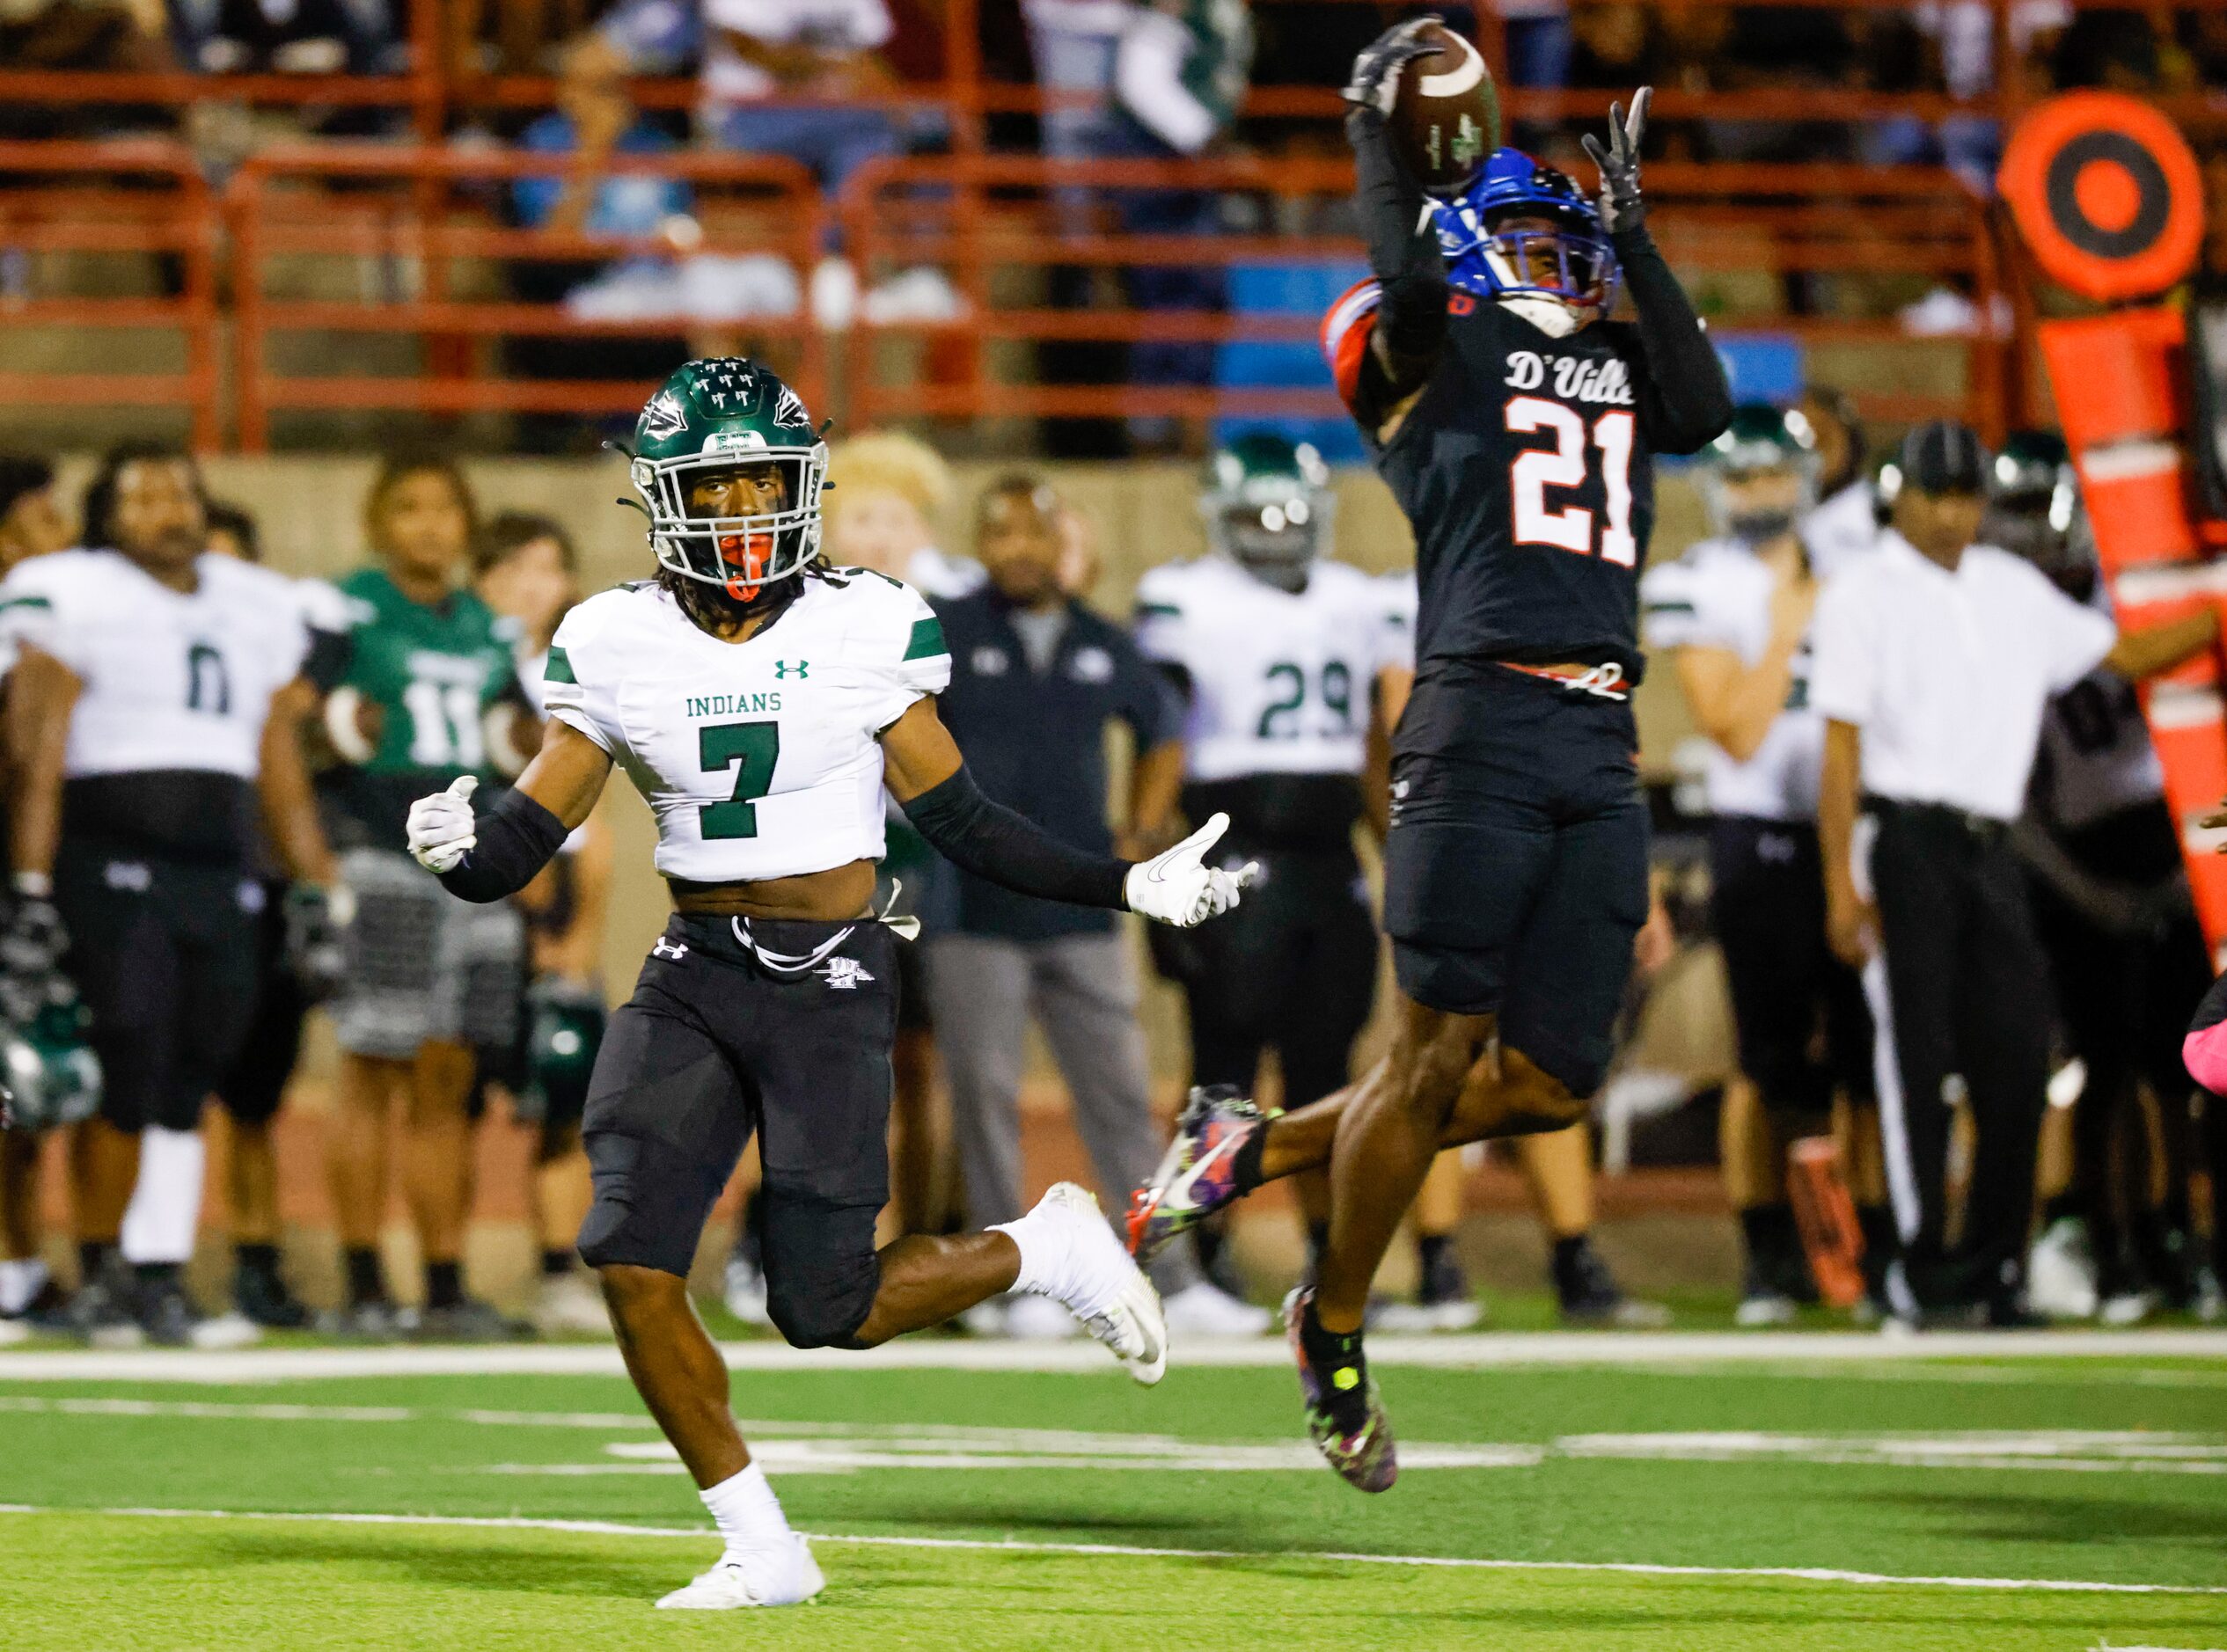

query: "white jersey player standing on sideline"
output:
1132 433 1389 1328
0 442 340 1348
1642 403 1886 1326
400 359 1252 1611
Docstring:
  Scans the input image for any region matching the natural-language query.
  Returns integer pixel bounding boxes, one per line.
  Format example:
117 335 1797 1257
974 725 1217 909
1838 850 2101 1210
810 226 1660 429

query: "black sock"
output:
80 1239 117 1285
1856 1205 1894 1297
426 1261 464 1311
1298 1296 1371 1431
134 1261 179 1290
540 1248 575 1279
1230 1122 1269 1196
1305 1220 1330 1271
1552 1234 1587 1273
345 1246 385 1307
236 1242 281 1277
1739 1203 1797 1260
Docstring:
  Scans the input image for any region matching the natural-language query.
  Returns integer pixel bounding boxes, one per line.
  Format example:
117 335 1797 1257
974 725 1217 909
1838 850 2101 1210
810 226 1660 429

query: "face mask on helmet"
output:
1985 436 2087 592
1435 150 1619 339
1200 437 1333 590
1700 406 1820 548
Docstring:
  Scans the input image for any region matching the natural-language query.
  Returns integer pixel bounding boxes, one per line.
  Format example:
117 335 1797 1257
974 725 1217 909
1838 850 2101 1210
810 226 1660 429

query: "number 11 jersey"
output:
1322 281 1680 682
542 572 951 884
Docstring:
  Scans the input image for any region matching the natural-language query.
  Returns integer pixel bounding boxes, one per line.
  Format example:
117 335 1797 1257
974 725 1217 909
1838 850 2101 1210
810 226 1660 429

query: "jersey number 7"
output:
699 720 780 839
1506 398 1637 568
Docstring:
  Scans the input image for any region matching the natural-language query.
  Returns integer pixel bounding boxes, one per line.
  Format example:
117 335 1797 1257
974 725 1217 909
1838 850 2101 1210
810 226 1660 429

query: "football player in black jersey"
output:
1130 26 1729 1490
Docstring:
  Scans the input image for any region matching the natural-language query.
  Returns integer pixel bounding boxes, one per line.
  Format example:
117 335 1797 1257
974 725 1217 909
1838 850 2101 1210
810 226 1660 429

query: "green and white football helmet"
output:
627 358 827 603
0 998 101 1133
1986 428 2088 590
1699 402 1820 547
1200 431 1333 588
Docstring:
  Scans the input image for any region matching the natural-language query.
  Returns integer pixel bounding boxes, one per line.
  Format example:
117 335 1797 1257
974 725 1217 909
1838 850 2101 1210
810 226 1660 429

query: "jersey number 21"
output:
1506 398 1637 568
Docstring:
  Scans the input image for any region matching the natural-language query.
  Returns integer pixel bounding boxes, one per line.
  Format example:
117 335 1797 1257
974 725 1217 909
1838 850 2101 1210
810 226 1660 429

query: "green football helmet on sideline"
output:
1698 402 1820 547
511 977 605 1128
0 998 101 1133
1986 428 2087 588
1200 431 1334 588
627 358 827 603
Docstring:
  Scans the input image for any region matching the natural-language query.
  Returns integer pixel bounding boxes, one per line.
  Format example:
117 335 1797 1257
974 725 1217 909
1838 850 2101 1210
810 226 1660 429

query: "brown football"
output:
1389 21 1501 196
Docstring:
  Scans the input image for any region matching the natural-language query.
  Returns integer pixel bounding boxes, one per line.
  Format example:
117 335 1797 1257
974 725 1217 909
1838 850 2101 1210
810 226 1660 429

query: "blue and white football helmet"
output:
1432 149 1617 335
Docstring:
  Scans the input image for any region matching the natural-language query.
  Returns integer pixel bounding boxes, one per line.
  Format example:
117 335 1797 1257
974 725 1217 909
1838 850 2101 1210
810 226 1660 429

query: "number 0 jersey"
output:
0 547 311 858
1322 281 1689 682
542 571 951 884
1134 556 1401 784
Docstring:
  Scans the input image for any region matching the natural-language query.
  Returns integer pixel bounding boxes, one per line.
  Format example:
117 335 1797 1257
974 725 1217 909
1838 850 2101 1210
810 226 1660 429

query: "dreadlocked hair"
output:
656 553 849 633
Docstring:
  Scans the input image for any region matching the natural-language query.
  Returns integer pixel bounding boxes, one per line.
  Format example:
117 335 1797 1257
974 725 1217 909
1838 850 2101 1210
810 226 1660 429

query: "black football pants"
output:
1863 800 2054 1314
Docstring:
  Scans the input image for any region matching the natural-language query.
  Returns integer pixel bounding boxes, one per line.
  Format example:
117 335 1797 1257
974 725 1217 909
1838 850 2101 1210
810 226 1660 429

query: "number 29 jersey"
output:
541 572 951 884
1322 281 1683 682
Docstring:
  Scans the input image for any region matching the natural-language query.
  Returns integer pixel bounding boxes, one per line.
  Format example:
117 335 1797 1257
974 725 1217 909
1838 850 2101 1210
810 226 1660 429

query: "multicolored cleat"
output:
1284 1286 1397 1494
1125 1085 1269 1264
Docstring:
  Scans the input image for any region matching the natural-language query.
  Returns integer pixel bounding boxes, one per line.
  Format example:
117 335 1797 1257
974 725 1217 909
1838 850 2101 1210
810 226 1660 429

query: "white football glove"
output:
1123 813 1258 929
406 775 479 874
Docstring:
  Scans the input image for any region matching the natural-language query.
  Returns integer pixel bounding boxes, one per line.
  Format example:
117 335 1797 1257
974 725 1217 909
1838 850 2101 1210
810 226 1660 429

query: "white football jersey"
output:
1379 568 1418 672
0 547 310 780
1642 538 1824 822
1134 556 1401 783
541 571 951 882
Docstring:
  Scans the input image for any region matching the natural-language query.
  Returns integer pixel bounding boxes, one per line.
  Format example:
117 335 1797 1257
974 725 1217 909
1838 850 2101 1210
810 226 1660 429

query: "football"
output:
1389 20 1501 195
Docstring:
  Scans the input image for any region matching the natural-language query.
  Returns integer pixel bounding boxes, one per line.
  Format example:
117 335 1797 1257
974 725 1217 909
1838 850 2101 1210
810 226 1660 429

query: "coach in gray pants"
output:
925 475 1241 1333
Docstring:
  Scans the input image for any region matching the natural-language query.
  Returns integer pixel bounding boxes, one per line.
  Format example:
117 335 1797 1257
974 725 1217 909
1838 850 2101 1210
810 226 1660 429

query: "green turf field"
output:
6 1340 2227 1650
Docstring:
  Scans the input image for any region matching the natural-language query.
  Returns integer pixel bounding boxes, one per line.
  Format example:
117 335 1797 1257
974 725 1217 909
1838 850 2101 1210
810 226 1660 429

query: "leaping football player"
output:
1129 31 1731 1490
401 359 1252 1611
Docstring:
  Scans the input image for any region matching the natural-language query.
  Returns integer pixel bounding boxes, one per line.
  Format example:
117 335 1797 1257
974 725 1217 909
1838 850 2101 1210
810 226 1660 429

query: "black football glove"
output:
1342 15 1443 119
282 881 353 1004
0 894 70 1027
1581 86 1651 234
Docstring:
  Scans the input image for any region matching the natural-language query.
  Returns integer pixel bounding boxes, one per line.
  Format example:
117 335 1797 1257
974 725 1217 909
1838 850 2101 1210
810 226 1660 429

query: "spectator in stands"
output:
169 0 395 73
923 472 1257 1336
1103 0 1255 453
824 431 981 601
0 0 172 140
506 33 694 452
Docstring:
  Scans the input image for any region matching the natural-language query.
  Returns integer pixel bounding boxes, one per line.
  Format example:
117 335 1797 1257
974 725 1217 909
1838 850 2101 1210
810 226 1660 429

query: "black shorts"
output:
576 913 900 1349
1708 816 1872 1123
1165 847 1377 1112
1381 662 1649 1096
216 878 309 1128
55 839 260 1136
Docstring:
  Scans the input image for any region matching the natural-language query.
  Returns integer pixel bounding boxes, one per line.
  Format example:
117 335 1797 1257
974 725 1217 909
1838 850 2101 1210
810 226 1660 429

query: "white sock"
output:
0 1257 47 1315
700 1463 790 1557
120 1126 206 1267
989 1205 1063 1297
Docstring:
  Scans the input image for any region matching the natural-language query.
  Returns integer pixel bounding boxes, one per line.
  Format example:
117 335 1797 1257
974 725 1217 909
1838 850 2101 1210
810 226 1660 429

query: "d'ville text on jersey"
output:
1502 351 1634 406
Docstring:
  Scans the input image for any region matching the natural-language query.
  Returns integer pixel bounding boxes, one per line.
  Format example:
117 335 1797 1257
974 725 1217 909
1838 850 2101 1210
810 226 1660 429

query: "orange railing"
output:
838 153 2008 435
226 144 824 450
0 139 222 447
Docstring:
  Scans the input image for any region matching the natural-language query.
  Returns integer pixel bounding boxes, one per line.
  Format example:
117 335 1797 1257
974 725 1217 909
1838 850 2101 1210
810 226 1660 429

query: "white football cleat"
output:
1002 1292 1083 1341
656 1536 824 1611
722 1253 771 1327
1022 1181 1168 1384
1161 1281 1271 1337
531 1272 611 1338
2026 1217 2099 1321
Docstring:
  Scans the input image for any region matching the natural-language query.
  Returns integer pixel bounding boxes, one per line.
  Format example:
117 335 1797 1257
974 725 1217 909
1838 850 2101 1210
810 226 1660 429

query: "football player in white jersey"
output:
1132 435 1386 1328
1994 435 2215 1321
0 443 340 1348
1642 405 1883 1325
402 360 1251 1611
1796 385 1879 576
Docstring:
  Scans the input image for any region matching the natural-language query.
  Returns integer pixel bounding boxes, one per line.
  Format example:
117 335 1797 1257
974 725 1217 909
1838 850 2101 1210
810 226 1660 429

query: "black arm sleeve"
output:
436 787 569 903
1615 224 1733 455
1349 107 1445 402
902 765 1131 911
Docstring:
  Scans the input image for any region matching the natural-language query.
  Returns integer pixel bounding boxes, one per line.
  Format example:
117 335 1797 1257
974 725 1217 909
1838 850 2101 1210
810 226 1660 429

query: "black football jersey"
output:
1325 283 1681 681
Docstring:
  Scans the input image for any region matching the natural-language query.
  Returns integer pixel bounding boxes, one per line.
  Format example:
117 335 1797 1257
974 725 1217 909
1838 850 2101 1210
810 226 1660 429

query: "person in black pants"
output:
1813 421 2218 1326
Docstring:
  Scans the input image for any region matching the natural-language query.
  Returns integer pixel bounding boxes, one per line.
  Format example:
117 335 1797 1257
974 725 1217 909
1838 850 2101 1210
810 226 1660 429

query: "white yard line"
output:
3 1328 2225 1383
1 1503 2222 1597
